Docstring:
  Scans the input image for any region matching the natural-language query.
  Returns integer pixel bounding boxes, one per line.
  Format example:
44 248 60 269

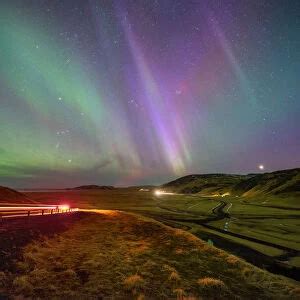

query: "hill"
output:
0 186 34 203
0 210 298 299
127 185 156 191
71 185 115 190
162 168 300 197
162 174 248 195
236 168 300 197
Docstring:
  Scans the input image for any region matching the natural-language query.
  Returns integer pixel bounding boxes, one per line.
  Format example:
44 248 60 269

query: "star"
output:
0 0 298 189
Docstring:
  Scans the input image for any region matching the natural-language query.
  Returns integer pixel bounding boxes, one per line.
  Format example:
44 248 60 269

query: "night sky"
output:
0 0 299 188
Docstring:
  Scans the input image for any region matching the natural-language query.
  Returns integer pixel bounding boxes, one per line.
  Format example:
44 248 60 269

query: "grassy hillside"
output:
0 211 299 299
0 186 34 203
25 188 300 272
239 169 300 197
162 168 300 197
162 174 247 195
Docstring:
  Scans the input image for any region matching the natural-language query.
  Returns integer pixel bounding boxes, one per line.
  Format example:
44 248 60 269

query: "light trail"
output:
0 204 75 219
0 206 58 210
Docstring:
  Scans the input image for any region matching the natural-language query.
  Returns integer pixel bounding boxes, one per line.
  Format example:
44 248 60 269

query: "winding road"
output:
150 195 299 280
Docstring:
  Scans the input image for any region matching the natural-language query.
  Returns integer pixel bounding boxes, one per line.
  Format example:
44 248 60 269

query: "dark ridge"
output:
0 186 34 203
70 185 115 190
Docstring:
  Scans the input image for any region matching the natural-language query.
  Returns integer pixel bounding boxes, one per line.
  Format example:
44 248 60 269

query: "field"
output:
0 210 299 299
25 189 300 280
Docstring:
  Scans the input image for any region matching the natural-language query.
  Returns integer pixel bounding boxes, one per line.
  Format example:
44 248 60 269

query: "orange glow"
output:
154 190 163 196
59 204 70 210
154 190 175 196
79 209 119 216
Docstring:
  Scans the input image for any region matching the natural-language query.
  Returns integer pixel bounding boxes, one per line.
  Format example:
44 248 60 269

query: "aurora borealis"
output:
0 1 299 188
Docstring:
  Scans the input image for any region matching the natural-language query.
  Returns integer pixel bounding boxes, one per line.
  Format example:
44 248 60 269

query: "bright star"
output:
258 164 264 170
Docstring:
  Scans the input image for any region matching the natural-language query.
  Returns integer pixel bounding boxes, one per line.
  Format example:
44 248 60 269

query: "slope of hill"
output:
0 186 33 203
162 168 300 197
162 174 251 195
1 211 298 299
238 168 300 197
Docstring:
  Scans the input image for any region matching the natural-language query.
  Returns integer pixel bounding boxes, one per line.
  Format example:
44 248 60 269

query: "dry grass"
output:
197 277 228 298
0 271 7 289
173 288 185 299
197 277 226 288
123 274 144 291
136 293 145 300
175 248 186 255
0 211 299 299
129 240 150 255
226 254 240 265
169 271 181 282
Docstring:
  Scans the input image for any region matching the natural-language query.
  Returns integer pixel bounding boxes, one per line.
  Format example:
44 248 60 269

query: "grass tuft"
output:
226 254 240 265
12 275 33 295
136 293 145 300
123 274 144 291
173 288 185 299
169 271 181 282
197 277 229 297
